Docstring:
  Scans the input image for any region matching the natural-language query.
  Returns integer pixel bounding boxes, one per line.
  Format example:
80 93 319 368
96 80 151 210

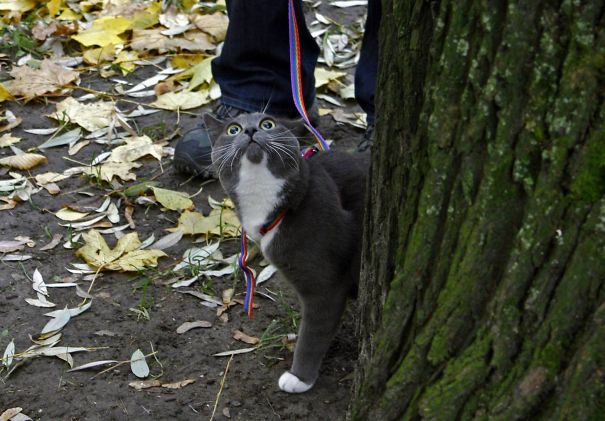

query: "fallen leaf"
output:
152 187 194 211
2 339 15 368
0 83 13 102
151 90 210 110
173 56 213 90
257 265 278 285
38 128 82 149
161 379 195 389
72 16 132 47
130 349 150 378
169 209 240 237
40 307 71 335
0 240 25 253
148 230 183 250
0 153 47 170
213 347 256 357
39 234 63 251
83 161 142 182
314 67 346 88
233 330 260 345
131 28 215 52
0 110 21 133
108 136 163 163
176 320 212 334
129 379 161 390
67 360 118 372
55 208 90 221
222 288 234 304
0 133 20 148
191 13 229 41
76 230 166 271
5 59 79 99
50 98 115 132
0 0 36 12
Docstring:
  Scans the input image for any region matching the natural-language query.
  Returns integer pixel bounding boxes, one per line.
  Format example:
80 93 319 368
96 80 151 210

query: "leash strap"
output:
239 228 256 319
239 1 328 320
288 0 330 151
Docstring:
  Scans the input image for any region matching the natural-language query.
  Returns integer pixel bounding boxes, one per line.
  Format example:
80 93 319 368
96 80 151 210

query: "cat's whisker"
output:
268 142 299 170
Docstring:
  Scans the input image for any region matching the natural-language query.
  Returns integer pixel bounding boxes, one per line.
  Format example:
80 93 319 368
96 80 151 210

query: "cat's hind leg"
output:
278 289 348 393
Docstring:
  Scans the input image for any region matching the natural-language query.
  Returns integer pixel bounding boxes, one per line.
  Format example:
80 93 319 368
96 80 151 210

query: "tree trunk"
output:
350 1 605 419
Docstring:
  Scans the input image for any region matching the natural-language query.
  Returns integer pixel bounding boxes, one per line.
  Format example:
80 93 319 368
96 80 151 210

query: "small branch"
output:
210 354 234 421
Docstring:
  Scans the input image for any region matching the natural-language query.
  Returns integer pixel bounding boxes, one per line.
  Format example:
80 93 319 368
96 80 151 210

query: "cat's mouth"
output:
242 139 264 163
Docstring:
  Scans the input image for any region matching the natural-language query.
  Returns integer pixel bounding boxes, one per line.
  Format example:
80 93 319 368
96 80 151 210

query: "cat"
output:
204 112 369 393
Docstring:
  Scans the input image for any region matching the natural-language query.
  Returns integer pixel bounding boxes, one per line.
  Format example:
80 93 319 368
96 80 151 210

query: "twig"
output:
210 354 234 421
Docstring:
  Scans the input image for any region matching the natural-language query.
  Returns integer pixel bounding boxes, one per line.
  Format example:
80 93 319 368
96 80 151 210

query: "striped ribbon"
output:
239 0 329 320
288 0 330 151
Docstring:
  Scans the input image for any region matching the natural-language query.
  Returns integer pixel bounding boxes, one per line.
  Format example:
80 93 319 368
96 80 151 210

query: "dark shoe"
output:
173 104 245 177
357 124 375 152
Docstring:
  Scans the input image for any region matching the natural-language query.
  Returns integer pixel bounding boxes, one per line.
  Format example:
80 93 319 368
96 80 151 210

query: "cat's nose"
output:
244 127 257 137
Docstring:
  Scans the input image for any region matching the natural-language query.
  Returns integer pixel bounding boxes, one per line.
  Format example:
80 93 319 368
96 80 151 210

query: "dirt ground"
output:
1 3 368 420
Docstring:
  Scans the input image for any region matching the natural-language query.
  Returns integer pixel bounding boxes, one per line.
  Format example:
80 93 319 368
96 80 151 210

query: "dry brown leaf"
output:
50 97 115 132
176 320 212 334
0 110 21 132
0 153 47 170
191 12 229 41
233 330 260 345
151 90 210 111
0 197 17 210
131 28 215 52
161 379 195 389
5 59 79 99
129 379 161 390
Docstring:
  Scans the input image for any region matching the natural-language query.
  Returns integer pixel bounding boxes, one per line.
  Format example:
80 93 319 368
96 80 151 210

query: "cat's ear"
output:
202 113 224 146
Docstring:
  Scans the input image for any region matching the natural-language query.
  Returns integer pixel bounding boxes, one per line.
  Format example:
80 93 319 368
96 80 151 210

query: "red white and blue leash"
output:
239 0 329 319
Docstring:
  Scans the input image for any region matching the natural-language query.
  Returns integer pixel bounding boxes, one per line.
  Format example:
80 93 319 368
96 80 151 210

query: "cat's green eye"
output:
226 124 241 136
260 118 276 130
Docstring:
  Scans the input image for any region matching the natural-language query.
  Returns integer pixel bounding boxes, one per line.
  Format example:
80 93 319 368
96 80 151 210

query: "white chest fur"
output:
235 156 285 244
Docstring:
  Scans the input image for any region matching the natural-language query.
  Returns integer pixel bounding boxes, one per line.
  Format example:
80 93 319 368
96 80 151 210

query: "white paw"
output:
278 371 314 393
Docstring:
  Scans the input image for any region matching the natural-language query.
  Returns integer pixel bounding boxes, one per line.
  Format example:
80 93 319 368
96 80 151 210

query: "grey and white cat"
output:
204 112 369 393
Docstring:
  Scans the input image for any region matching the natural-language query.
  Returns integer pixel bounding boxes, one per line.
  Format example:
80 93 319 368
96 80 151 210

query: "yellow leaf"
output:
47 0 61 15
55 208 89 221
83 162 141 182
0 83 13 102
113 50 139 74
130 1 160 29
151 90 210 111
109 136 163 163
152 187 194 211
0 0 36 12
170 54 206 69
173 56 213 90
0 133 20 148
72 16 131 47
57 7 80 20
314 67 346 88
76 230 166 271
82 45 116 65
5 59 79 99
0 153 47 170
50 97 115 132
169 209 239 237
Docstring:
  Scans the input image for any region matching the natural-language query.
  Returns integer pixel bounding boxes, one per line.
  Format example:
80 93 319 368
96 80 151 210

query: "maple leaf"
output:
151 90 210 111
169 209 240 237
71 16 131 47
82 162 141 183
76 230 166 272
108 136 163 163
5 59 79 99
50 97 115 132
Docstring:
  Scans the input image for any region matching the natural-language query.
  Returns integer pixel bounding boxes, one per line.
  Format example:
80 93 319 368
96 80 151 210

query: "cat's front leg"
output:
278 289 348 393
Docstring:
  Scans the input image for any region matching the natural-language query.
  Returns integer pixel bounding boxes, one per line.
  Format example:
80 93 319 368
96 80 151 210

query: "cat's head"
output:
203 112 303 185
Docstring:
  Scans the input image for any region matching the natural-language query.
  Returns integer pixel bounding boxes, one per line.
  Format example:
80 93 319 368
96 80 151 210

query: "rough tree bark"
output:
350 0 605 419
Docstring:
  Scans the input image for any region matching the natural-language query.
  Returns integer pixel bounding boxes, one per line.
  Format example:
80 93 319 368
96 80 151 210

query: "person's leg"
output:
175 0 320 176
354 0 380 126
212 0 319 117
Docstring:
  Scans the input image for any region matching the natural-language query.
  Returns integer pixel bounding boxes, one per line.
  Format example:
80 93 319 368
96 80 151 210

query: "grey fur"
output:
204 112 368 385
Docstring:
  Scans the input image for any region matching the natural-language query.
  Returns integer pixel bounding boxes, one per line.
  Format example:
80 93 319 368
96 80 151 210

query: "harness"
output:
239 0 328 319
